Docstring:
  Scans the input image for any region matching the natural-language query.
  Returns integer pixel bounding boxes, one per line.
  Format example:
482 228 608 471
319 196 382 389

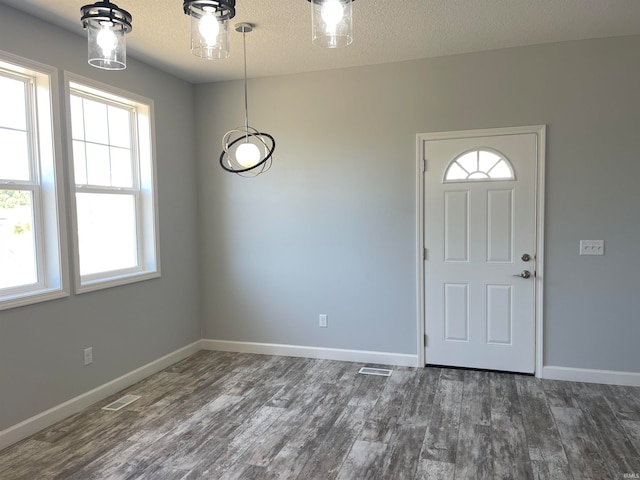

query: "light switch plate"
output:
580 240 604 256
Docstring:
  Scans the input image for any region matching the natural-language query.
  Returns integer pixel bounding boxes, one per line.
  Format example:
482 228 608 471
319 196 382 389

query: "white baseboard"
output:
542 365 640 386
0 340 202 451
202 339 419 368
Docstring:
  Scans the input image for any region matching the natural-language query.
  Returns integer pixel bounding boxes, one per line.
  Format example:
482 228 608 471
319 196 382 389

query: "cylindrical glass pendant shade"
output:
310 0 353 48
183 1 236 60
189 6 230 59
87 21 127 70
81 1 132 71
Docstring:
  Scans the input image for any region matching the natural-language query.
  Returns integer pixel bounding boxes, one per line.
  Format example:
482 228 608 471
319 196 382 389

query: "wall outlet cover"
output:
580 240 604 256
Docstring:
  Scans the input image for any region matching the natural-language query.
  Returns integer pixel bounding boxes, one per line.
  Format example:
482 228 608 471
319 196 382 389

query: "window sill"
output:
0 287 70 311
76 269 161 294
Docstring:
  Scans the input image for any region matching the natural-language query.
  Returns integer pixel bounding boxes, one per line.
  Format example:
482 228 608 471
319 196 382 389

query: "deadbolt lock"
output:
521 253 532 262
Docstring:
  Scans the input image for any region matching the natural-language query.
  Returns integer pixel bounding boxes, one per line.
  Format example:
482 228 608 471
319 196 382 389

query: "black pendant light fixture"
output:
183 1 236 60
306 0 354 48
80 1 132 70
219 23 275 176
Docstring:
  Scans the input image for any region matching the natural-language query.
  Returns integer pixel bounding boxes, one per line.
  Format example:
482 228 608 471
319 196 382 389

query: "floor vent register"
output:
102 395 141 411
358 367 393 377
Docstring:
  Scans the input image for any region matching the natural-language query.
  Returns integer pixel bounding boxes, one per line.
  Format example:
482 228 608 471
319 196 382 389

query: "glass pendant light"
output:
80 1 132 70
183 1 236 60
307 0 354 48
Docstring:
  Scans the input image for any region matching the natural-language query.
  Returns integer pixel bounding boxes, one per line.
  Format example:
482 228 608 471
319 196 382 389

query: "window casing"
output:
0 52 68 310
66 75 159 293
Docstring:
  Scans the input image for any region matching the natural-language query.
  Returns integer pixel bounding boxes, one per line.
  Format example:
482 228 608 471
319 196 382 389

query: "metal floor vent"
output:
102 395 141 411
358 367 393 377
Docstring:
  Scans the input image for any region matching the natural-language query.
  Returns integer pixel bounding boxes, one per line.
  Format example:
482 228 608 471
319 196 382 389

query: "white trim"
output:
542 366 640 387
202 339 418 368
534 126 546 377
63 72 161 295
0 50 70 311
416 134 426 367
0 340 202 451
416 125 546 375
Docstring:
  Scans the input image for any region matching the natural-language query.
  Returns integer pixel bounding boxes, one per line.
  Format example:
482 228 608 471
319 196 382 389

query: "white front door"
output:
422 128 542 373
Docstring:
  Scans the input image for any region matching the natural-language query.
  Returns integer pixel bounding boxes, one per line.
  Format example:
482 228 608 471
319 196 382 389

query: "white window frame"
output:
0 51 68 310
64 73 160 293
443 148 516 183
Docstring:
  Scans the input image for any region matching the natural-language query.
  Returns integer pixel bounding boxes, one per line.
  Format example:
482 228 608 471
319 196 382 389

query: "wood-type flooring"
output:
1 351 640 479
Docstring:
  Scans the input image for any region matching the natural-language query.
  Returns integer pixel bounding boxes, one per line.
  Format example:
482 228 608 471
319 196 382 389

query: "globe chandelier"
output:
219 23 275 176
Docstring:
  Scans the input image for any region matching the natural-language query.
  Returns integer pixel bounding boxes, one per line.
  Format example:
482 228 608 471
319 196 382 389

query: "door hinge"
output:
423 158 427 172
424 334 428 346
423 247 428 260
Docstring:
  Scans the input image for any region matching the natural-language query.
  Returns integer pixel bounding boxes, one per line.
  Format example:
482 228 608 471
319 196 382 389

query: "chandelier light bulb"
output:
236 142 261 168
308 0 354 48
97 23 118 57
321 0 344 27
198 7 220 46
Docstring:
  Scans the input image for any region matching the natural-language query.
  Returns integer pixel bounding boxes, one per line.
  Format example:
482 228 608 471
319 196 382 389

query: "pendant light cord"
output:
242 30 249 136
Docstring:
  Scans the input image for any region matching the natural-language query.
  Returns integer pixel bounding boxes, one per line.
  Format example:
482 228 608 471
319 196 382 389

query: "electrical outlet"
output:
319 314 328 328
84 347 93 365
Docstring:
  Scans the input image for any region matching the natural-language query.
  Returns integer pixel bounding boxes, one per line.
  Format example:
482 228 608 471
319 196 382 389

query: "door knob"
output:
521 253 532 262
513 270 531 279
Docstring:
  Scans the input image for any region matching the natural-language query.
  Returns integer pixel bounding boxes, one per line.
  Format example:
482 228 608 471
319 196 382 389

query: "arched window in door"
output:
443 148 515 182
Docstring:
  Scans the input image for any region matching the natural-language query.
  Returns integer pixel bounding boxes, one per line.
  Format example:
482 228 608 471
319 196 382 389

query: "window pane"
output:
0 190 37 289
110 147 133 188
478 150 500 173
70 95 85 141
445 163 468 180
488 160 513 179
456 151 477 173
0 128 30 181
468 172 489 179
0 76 27 130
76 193 138 276
85 143 111 186
108 105 131 148
82 98 109 144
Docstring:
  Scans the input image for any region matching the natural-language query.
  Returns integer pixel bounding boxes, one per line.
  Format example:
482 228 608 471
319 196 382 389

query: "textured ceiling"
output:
2 0 640 84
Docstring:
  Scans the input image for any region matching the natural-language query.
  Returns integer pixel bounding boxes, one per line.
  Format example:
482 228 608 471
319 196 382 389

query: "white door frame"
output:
416 125 546 376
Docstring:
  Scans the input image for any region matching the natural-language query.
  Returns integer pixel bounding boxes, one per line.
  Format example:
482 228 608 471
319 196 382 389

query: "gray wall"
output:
196 35 640 373
0 5 201 431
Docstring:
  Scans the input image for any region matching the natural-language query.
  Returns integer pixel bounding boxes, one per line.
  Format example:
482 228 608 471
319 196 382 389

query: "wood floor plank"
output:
335 439 388 480
414 459 456 480
515 375 568 464
453 424 493 480
571 381 640 477
489 373 534 480
398 367 439 427
620 419 640 452
296 404 373 480
419 376 463 465
530 459 573 480
550 406 612 479
262 372 371 479
359 370 415 443
378 425 426 480
541 379 581 409
459 369 490 426
602 384 640 422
